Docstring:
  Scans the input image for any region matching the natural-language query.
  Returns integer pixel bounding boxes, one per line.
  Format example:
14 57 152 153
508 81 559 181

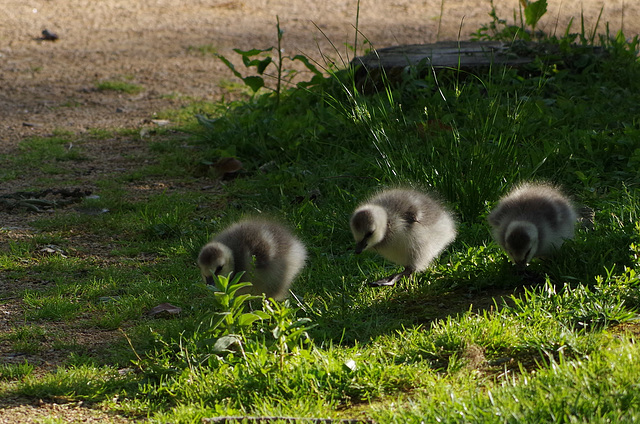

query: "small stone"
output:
41 29 59 41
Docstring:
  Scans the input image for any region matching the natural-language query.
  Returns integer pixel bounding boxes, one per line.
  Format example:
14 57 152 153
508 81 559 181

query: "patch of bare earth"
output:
0 0 638 422
0 402 134 424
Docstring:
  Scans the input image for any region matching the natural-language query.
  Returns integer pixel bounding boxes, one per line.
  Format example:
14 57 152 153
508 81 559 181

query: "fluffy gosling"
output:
487 182 577 266
350 188 457 286
197 218 307 300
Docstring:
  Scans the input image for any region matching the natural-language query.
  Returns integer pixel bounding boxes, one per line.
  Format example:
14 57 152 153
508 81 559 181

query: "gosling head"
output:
197 242 234 285
504 221 539 266
350 205 388 254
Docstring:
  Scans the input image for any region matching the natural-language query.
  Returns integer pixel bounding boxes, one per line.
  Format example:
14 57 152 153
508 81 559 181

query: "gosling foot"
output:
368 268 413 287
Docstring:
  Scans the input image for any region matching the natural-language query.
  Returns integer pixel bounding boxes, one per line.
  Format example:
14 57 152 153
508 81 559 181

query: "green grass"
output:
95 79 144 94
16 136 86 168
1 9 640 423
0 361 34 381
3 326 49 354
187 43 219 56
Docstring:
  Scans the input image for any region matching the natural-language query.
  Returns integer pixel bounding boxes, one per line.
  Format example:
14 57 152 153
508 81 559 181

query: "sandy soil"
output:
1 0 637 146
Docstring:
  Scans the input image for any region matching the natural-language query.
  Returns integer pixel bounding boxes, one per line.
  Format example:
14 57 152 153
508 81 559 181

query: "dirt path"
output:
1 0 637 147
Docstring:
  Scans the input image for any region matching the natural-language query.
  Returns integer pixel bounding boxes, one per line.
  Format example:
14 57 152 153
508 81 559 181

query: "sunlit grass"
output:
0 361 34 381
95 79 144 94
1 8 639 423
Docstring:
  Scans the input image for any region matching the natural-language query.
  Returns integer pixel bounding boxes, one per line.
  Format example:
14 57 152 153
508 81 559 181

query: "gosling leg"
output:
369 267 414 287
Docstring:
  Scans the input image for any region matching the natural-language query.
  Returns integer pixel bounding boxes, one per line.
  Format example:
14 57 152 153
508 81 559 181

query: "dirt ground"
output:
1 0 638 147
0 0 638 422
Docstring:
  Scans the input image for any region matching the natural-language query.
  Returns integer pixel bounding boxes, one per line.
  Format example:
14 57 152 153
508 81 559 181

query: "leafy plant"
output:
216 47 275 93
520 0 548 35
199 273 269 357
212 17 324 101
471 3 526 41
472 0 548 41
262 299 315 370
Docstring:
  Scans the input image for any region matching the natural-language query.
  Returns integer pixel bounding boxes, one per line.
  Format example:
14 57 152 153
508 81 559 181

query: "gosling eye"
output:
215 265 223 275
364 231 373 239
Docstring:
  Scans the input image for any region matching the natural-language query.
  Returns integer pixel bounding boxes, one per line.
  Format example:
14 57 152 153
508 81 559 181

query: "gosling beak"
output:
205 275 215 285
354 239 368 254
513 259 528 268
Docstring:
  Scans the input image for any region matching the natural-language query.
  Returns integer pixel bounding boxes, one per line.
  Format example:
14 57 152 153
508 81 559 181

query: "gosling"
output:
350 188 457 286
487 182 577 266
197 218 307 300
